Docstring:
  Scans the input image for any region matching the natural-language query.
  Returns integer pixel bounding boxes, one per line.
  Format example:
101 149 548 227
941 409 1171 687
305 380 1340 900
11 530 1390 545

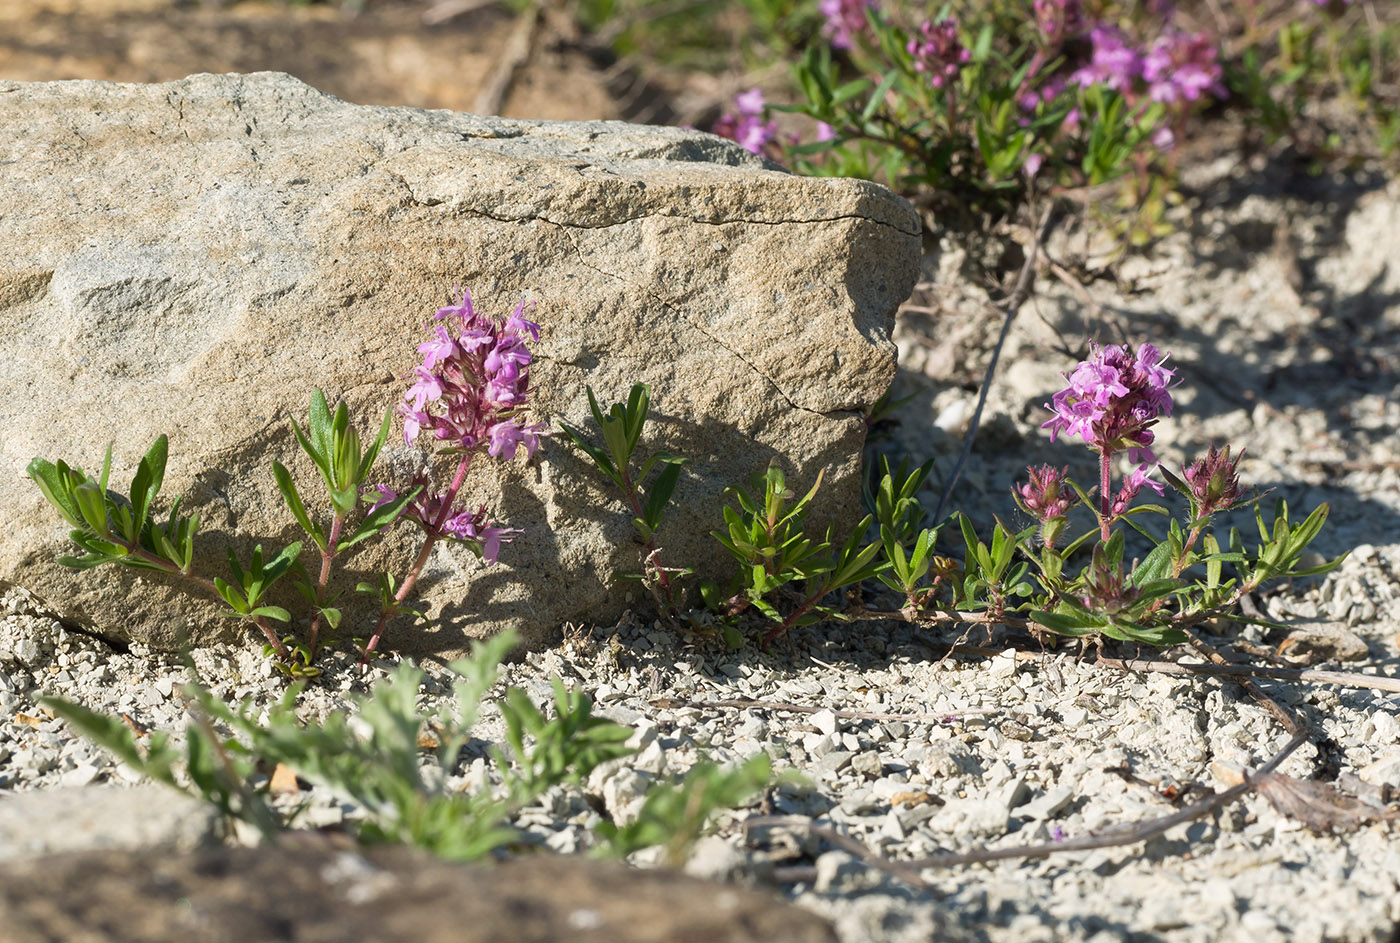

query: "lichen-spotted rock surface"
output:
0 71 920 655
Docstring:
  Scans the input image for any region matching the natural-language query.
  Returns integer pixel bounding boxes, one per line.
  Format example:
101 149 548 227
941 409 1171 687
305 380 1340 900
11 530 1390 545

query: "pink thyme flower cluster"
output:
1070 25 1223 107
907 18 970 89
819 0 876 50
371 478 518 565
1043 342 1176 501
1143 31 1227 105
712 89 779 156
1071 26 1143 92
401 290 545 458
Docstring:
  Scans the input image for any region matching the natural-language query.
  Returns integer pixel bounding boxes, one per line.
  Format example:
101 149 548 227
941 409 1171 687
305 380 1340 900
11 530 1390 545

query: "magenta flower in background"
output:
908 18 970 89
1071 26 1143 93
1143 31 1226 105
712 88 779 156
1033 0 1084 44
819 0 875 50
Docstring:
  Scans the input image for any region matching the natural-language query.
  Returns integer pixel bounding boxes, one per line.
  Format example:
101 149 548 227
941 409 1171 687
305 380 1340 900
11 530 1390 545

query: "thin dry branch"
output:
648 696 999 725
744 632 1313 885
473 3 543 115
933 205 1058 522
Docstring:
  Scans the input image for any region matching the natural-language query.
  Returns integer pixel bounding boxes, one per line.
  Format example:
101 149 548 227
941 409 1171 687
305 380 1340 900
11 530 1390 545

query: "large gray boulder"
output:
0 839 839 943
0 72 920 656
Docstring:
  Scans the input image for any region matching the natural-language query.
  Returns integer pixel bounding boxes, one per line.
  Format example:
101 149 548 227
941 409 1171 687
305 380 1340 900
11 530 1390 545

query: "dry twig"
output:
473 3 543 115
648 696 998 725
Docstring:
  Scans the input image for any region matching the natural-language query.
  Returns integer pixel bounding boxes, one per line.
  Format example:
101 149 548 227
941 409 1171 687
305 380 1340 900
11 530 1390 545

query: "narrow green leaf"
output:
860 70 899 124
357 405 395 482
272 461 325 551
27 458 83 527
73 482 112 537
97 443 113 496
642 461 683 531
1030 609 1102 637
308 389 334 461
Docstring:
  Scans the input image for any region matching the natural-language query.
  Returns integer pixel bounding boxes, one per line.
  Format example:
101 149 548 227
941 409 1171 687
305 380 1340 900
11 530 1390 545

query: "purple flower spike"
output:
399 291 543 454
1071 26 1143 93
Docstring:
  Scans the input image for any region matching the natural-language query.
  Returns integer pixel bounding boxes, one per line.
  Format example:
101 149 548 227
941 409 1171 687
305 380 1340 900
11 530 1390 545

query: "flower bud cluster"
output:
1015 464 1071 548
1182 444 1244 519
907 18 970 89
370 477 519 566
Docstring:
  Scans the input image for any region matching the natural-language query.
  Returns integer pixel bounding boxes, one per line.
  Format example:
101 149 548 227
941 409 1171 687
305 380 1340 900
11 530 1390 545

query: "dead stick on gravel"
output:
744 642 1310 885
648 697 999 725
933 204 1058 522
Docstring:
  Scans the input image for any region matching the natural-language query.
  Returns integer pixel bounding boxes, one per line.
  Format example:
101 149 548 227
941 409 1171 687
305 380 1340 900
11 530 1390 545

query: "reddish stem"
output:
619 464 680 618
306 510 346 658
360 452 474 665
1099 448 1113 541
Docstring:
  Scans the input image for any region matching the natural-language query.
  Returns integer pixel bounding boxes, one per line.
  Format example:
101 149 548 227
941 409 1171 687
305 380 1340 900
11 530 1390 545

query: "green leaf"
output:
213 577 248 614
358 405 395 483
557 419 621 486
309 389 335 463
1031 609 1102 637
860 70 899 124
42 696 180 788
73 482 112 537
642 461 683 531
27 458 83 527
250 606 292 622
272 461 325 551
128 436 168 544
1130 541 1174 587
263 542 305 586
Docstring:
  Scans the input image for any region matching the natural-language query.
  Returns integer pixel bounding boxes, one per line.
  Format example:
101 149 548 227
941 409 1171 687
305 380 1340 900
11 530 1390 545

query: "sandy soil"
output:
0 0 618 119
